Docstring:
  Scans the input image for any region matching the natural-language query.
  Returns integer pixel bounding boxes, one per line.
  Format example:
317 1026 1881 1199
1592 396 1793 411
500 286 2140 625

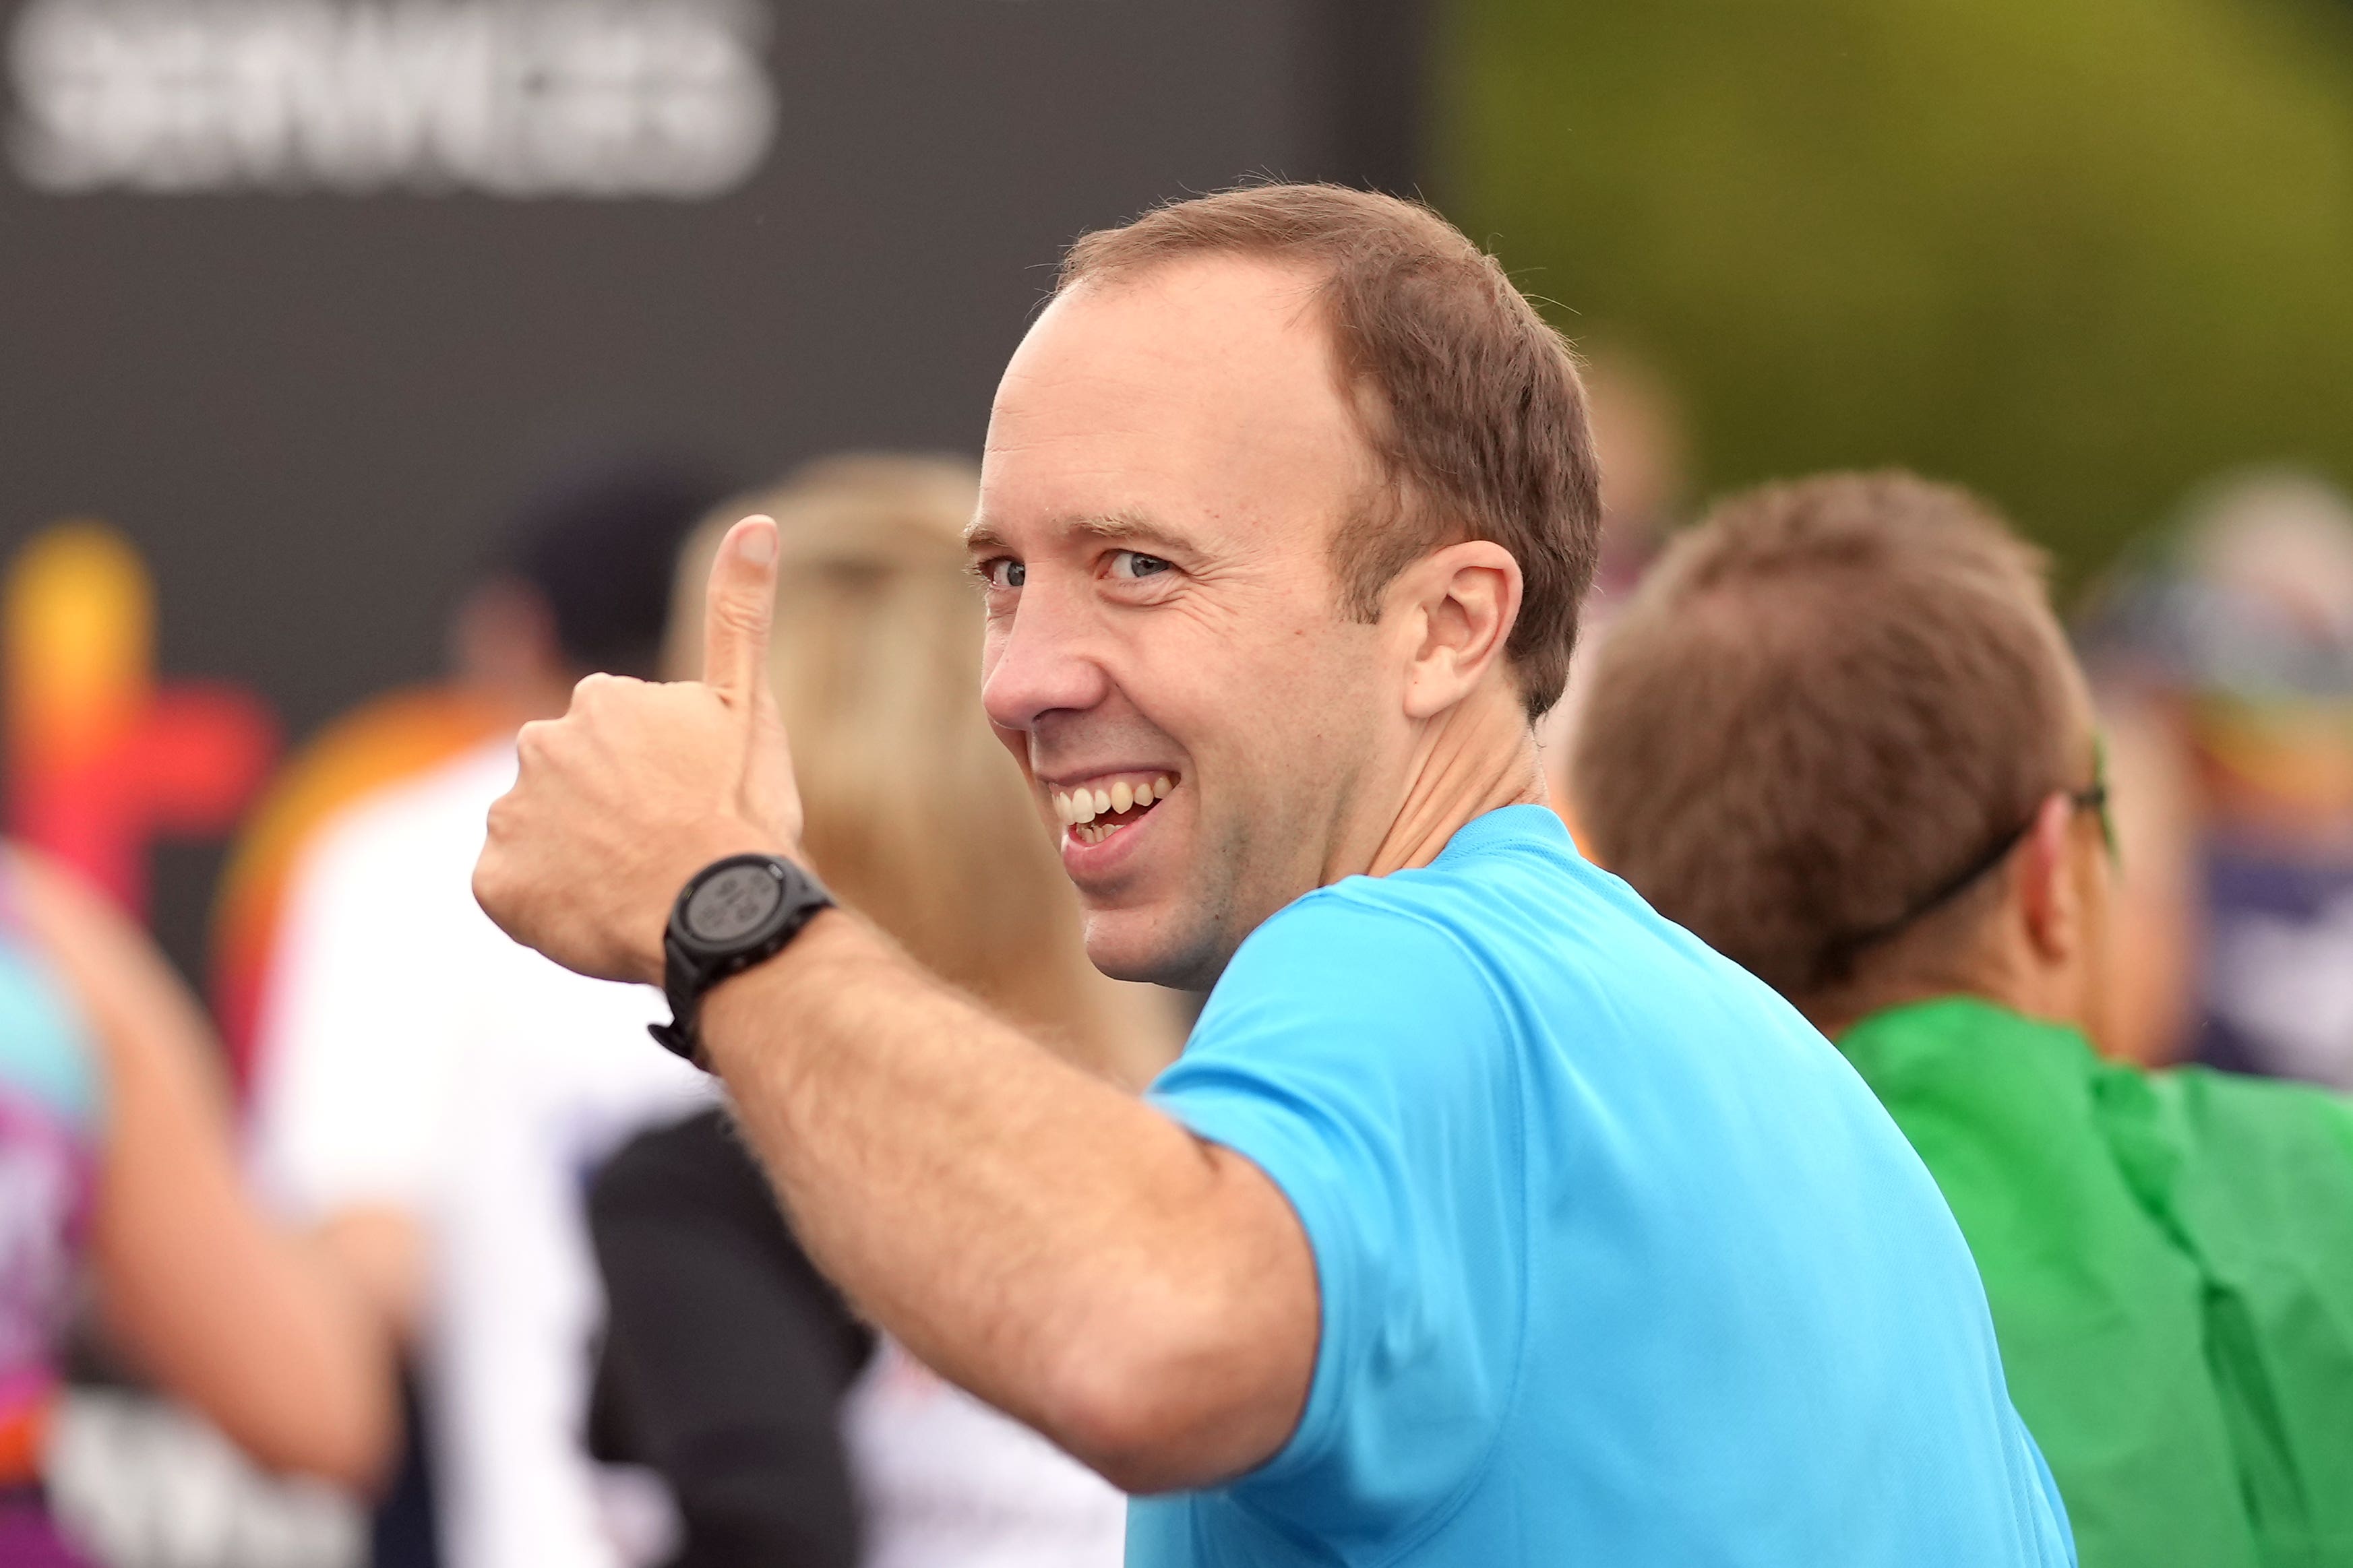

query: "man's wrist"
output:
634 824 799 986
696 905 867 1075
650 843 830 1066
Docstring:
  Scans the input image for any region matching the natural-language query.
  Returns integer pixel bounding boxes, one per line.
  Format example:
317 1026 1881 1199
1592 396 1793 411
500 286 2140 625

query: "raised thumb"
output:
702 515 779 706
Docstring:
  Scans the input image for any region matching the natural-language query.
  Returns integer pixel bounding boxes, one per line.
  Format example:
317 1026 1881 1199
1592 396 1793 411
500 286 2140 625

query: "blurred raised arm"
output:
13 847 398 1492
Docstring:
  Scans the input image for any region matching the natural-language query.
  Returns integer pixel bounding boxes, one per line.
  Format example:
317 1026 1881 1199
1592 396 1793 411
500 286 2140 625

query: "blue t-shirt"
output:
1134 806 2074 1567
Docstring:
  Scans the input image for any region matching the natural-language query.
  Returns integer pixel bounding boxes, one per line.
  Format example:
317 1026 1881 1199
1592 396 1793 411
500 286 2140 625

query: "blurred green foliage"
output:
1438 0 2353 586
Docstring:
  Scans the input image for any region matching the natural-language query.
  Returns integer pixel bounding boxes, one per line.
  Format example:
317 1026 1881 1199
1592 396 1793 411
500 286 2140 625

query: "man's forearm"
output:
699 908 1314 1488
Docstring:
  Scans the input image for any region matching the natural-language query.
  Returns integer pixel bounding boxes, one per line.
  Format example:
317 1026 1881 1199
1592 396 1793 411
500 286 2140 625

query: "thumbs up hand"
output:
474 517 803 986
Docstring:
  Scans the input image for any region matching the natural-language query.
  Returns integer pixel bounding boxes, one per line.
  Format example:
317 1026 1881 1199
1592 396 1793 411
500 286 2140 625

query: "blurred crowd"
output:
7 449 1181 1568
8 341 2353 1568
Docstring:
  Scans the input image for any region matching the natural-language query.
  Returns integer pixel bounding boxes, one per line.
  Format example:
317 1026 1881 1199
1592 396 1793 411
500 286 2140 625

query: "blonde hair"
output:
666 455 1176 1087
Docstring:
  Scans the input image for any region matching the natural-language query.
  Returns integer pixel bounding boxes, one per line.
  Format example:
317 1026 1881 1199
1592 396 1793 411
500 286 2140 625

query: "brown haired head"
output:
1568 470 2091 1016
1059 183 1603 718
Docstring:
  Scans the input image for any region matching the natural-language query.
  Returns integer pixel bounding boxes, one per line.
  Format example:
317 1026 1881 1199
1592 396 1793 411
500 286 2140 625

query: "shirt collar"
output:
1432 803 1579 867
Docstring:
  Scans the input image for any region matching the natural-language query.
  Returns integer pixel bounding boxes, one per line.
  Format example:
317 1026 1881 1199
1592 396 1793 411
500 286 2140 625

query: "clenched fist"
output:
473 515 806 985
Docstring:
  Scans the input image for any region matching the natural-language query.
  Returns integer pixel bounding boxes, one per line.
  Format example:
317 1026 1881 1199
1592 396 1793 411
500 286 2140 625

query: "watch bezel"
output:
650 852 833 1068
673 855 795 958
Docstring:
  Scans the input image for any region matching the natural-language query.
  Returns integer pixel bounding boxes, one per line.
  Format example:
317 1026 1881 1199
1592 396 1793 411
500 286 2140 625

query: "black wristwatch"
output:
648 852 834 1068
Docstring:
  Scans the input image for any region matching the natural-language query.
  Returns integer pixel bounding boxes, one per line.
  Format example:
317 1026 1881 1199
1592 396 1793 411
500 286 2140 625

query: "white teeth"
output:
1058 775 1178 835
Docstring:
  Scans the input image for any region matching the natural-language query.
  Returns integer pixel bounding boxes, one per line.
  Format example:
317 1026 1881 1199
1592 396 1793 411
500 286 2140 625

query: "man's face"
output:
971 255 1400 989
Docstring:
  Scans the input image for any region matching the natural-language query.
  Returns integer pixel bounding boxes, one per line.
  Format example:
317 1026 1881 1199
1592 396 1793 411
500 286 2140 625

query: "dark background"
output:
0 0 1430 978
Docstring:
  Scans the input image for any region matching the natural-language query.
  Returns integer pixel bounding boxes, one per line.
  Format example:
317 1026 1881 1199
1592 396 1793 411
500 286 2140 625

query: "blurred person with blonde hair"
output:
591 454 1178 1568
1570 470 2353 1568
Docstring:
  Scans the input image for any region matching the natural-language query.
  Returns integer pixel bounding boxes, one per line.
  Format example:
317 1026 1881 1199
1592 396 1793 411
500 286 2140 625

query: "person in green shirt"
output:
1566 469 2353 1568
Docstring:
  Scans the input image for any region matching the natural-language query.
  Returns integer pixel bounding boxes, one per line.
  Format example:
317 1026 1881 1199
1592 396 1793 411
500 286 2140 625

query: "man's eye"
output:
984 559 1026 590
1109 551 1173 581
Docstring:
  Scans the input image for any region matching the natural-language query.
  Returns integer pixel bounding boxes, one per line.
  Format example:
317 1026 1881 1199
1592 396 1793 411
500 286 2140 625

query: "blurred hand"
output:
474 515 803 985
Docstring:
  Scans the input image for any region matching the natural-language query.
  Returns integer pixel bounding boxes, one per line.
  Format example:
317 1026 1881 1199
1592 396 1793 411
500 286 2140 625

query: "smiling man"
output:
472 185 2075 1565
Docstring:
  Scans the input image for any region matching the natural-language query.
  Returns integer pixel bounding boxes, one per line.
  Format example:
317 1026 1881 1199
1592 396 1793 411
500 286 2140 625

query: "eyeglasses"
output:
1815 739 2116 982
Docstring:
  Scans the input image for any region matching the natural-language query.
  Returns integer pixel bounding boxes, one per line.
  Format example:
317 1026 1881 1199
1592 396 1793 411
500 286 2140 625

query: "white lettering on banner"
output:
47 1389 365 1568
5 0 777 197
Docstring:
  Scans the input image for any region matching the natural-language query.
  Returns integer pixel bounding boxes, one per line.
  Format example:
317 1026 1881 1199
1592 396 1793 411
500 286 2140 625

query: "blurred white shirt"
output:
843 1337 1129 1568
247 738 711 1568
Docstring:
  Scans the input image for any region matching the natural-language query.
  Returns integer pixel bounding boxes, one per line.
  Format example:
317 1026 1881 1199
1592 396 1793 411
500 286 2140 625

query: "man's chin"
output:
1080 904 1227 992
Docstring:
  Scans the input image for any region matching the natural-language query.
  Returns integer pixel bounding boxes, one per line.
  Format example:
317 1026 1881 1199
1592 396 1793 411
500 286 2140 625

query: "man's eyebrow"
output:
1069 511 1188 553
964 511 1189 555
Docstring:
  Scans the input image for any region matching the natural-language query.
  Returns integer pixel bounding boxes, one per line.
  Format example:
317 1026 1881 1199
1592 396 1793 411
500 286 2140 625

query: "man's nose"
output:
981 579 1113 734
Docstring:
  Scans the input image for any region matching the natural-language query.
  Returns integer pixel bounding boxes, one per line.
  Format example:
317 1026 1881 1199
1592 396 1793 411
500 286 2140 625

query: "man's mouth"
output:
1050 772 1178 846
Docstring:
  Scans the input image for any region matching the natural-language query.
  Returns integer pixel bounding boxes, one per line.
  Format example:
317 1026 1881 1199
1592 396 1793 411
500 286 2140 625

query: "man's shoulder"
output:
316 739 516 856
1214 877 1500 1033
2137 1061 2353 1208
1272 805 1584 935
1222 805 1736 1023
289 739 516 906
1307 808 1733 996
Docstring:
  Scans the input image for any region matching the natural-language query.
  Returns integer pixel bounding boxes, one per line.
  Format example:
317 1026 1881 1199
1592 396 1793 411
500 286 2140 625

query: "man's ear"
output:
1387 540 1524 721
2016 792 2082 964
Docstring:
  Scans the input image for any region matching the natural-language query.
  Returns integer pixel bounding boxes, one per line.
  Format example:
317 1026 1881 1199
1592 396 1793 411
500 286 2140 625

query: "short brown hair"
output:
1060 183 1602 718
1568 471 2087 1003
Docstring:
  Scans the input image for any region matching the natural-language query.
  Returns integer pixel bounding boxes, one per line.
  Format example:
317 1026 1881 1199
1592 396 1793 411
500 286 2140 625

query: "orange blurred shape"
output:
3 521 279 914
210 685 509 1084
0 1395 49 1485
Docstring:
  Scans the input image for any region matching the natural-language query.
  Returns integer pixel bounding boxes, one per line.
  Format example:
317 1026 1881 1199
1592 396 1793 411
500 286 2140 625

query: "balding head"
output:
1059 183 1601 718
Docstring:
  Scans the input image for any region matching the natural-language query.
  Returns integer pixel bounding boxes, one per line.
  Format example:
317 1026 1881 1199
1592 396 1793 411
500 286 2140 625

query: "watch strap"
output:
649 856 832 1069
647 927 709 1063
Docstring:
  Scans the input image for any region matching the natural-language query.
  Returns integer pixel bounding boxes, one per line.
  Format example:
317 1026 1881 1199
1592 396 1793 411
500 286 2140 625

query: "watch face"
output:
683 862 786 945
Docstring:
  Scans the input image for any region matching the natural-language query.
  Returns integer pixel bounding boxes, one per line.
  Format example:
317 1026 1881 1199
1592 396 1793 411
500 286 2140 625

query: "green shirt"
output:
1838 999 2353 1568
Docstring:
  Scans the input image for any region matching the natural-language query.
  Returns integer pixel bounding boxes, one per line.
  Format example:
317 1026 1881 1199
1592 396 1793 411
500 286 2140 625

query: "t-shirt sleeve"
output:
1146 890 1528 1544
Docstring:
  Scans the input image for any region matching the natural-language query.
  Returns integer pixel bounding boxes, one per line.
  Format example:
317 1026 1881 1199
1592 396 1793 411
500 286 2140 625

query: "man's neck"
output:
1362 687 1546 879
1808 956 2092 1046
